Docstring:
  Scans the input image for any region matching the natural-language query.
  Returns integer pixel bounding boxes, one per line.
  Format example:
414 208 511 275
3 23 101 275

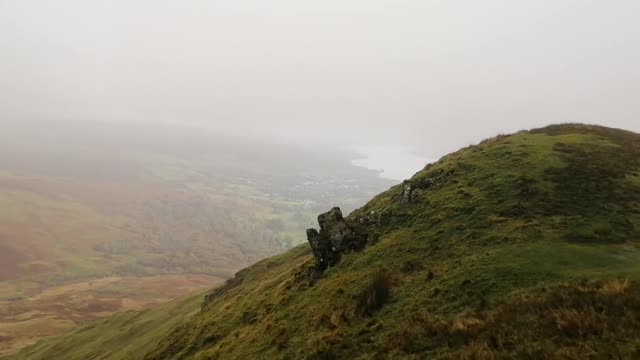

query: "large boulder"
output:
306 207 368 271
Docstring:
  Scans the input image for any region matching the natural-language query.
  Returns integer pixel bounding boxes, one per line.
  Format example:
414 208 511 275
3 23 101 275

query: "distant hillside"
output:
11 124 640 359
0 121 394 356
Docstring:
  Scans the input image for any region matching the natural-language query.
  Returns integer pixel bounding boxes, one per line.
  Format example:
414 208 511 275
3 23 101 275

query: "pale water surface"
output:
351 145 434 181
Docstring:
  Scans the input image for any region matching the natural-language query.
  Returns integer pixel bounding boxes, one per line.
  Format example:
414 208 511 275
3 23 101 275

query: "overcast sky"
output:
2 0 639 164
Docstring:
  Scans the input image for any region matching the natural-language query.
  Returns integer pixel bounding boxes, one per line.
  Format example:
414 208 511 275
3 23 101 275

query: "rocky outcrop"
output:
401 169 456 203
306 207 368 271
401 178 435 203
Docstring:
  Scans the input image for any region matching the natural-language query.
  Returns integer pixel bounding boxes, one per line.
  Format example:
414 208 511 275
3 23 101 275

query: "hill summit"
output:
13 124 640 359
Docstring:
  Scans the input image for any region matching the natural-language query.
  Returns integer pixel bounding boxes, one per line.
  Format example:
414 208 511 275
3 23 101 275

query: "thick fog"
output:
2 0 639 177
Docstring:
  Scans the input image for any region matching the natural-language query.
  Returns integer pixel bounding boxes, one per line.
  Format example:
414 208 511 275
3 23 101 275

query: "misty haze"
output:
1 1 640 359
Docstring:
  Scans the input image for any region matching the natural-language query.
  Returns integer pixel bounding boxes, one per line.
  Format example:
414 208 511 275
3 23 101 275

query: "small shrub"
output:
356 271 393 316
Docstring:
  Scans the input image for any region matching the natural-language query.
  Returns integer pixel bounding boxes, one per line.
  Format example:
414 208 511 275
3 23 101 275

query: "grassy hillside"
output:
12 124 640 359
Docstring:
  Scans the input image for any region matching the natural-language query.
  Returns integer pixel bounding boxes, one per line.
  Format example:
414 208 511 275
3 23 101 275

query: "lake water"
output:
351 145 434 181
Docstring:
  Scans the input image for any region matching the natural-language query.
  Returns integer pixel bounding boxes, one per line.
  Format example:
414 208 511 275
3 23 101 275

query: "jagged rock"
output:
401 178 435 203
355 210 378 225
306 228 337 268
401 180 414 203
400 169 455 203
306 207 368 271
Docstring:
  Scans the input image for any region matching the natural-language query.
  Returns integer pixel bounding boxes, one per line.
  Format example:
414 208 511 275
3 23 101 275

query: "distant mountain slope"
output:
12 124 640 359
0 121 394 356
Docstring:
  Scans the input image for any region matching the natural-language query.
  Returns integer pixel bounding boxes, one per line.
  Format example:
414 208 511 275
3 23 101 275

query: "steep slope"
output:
13 124 640 359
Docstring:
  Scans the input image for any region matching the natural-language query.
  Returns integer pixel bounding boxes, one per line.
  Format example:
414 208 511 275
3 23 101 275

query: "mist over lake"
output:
351 145 434 181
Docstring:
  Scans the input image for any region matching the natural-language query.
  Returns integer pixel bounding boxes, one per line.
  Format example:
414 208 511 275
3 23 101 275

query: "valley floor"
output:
0 275 222 357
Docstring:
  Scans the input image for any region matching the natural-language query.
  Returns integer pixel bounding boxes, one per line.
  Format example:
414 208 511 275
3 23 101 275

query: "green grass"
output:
12 123 640 359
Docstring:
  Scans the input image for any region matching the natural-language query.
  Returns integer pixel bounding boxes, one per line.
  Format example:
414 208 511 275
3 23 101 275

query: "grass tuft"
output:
600 278 631 295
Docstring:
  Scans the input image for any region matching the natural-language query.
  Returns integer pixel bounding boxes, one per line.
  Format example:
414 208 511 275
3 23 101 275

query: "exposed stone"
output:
306 207 368 271
401 181 413 203
400 169 455 203
401 178 435 203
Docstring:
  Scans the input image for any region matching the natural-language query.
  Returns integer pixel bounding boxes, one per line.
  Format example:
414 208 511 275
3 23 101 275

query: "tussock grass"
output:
600 278 631 295
355 271 393 316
